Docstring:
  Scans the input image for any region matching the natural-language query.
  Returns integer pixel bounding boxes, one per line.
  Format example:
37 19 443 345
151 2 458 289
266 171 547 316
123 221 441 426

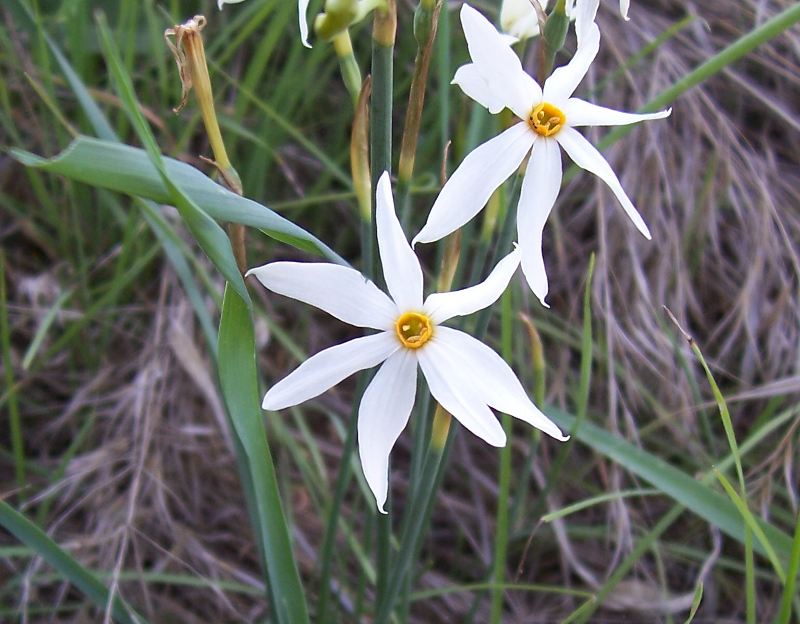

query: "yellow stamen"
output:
528 102 566 137
394 311 434 349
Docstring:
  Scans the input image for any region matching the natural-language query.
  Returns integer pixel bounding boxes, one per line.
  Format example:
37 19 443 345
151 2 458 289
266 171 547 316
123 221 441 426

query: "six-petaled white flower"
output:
413 3 670 306
248 172 568 513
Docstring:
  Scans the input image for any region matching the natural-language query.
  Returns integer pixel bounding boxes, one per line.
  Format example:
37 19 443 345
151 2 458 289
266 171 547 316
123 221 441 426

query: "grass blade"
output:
775 511 800 624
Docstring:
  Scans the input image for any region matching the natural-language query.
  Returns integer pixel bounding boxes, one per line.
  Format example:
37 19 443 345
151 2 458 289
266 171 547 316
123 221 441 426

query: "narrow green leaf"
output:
775 511 800 624
217 286 309 624
715 470 786 583
545 408 794 561
542 488 660 522
12 137 345 265
683 582 704 624
94 13 250 305
0 501 145 624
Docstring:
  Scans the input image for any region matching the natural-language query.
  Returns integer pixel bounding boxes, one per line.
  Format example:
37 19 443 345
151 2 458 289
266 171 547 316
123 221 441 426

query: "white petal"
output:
556 126 651 239
218 0 246 9
562 98 671 127
542 22 600 103
517 137 562 306
413 123 534 246
459 4 542 118
434 328 568 440
574 0 599 44
376 171 424 311
424 247 521 324
500 0 545 40
452 64 508 115
247 262 397 330
358 349 417 513
418 340 507 447
620 0 631 20
299 0 311 48
263 332 397 411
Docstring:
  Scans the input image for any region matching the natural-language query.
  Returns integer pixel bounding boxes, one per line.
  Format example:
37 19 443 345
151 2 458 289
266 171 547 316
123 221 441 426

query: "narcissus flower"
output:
248 172 567 512
413 4 669 305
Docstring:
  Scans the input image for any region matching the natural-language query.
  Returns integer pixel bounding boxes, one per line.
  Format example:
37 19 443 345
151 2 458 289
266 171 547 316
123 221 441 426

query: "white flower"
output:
248 172 567 512
500 0 550 40
413 4 669 306
218 0 311 49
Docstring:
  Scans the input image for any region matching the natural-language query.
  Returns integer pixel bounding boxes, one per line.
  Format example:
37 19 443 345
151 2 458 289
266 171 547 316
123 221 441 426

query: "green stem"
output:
397 0 443 225
369 0 396 607
489 289 514 622
332 30 362 106
528 256 594 522
316 374 370 622
0 252 25 488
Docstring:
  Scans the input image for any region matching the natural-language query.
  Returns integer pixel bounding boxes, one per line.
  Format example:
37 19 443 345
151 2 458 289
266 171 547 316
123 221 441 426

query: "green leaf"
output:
546 407 794 562
217 286 310 624
12 137 345 265
94 13 250 306
715 469 786 583
0 501 146 624
683 582 703 624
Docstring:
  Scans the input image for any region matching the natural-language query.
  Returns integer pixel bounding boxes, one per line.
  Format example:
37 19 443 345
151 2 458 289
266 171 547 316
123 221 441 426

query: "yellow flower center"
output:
528 102 566 137
394 311 434 350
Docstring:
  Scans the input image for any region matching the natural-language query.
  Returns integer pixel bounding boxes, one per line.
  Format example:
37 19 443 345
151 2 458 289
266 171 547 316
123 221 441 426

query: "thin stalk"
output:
0 252 25 488
332 30 362 106
528 256 594 528
316 374 371 623
775 511 800 624
397 0 443 224
369 0 396 604
489 289 514 622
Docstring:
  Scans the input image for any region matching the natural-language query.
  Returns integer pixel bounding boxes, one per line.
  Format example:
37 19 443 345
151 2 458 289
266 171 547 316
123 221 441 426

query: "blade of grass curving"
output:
541 488 660 522
775 511 800 624
714 470 786 583
665 307 757 619
683 582 704 624
0 501 145 624
95 13 249 305
218 286 310 624
11 138 345 265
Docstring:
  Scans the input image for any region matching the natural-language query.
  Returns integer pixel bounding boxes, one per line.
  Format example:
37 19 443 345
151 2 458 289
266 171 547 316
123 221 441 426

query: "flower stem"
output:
489 288 514 623
332 29 362 106
369 0 396 606
397 0 443 224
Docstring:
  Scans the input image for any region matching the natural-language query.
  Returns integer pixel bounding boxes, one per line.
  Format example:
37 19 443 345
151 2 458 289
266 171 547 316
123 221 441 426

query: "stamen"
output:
528 102 566 137
394 312 434 350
